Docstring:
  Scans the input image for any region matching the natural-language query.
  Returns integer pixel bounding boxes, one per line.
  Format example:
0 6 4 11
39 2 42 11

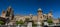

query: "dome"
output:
29 14 32 16
38 8 42 12
43 14 46 15
29 14 33 17
38 8 42 11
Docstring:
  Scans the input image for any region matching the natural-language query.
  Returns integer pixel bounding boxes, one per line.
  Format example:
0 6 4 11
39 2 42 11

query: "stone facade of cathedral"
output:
0 6 15 25
0 6 60 25
15 8 60 24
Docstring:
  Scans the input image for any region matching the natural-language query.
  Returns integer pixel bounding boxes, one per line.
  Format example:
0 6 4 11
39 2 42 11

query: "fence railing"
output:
0 24 60 27
0 25 39 27
0 25 60 27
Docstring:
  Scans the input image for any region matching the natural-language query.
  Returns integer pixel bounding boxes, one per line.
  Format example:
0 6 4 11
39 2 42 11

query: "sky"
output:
0 0 60 18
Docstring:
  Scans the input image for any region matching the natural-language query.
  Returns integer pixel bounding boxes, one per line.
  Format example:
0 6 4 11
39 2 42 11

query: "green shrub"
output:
47 19 53 25
16 20 24 25
0 21 4 25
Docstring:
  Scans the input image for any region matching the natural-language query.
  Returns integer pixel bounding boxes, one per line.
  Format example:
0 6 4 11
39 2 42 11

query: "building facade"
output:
0 6 60 25
14 8 60 24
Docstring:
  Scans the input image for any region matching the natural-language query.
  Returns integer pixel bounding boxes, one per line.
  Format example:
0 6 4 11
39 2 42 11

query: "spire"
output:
7 6 11 9
7 6 12 12
8 6 11 9
1 10 6 17
2 10 5 13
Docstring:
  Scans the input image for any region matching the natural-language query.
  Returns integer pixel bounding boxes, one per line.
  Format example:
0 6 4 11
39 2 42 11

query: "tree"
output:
0 21 4 25
16 20 24 25
47 19 53 25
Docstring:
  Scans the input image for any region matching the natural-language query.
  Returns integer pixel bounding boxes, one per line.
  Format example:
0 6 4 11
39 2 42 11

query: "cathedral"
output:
0 6 60 25
0 6 14 25
15 8 60 24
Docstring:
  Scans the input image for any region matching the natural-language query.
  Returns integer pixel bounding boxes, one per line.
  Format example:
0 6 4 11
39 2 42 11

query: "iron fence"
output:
0 25 60 27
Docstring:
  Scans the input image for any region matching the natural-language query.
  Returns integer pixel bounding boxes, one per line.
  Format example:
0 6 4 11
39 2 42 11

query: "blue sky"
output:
0 0 60 18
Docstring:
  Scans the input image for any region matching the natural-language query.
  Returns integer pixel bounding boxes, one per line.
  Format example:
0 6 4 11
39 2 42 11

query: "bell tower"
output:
6 6 14 20
48 10 53 19
6 6 12 17
37 8 43 26
37 8 43 22
1 10 6 18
